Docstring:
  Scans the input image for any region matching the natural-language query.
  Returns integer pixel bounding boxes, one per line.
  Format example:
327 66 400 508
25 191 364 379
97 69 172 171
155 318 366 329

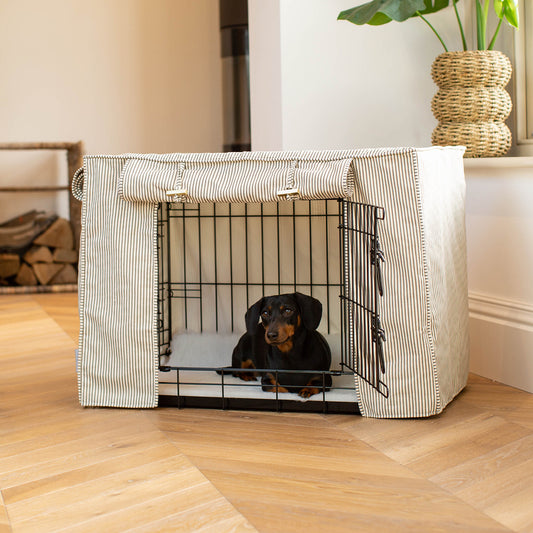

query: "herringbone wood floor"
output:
1 293 533 532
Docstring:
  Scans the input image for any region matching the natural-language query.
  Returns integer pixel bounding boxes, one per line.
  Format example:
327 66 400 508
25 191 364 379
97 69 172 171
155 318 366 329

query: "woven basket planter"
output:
431 51 512 158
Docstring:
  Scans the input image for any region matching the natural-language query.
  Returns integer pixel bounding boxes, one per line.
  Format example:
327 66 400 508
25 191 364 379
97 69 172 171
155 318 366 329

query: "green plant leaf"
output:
476 0 485 48
338 0 428 25
421 0 452 14
494 0 519 28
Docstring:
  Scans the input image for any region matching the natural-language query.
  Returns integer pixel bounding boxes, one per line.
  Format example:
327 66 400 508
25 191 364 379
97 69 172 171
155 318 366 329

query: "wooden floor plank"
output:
183 469 508 533
332 386 533 532
0 406 135 450
0 415 158 478
3 442 174 506
32 292 79 341
461 375 533 430
70 488 257 533
431 434 533 493
0 491 11 533
2 428 173 491
8 451 193 521
158 409 510 533
14 469 208 532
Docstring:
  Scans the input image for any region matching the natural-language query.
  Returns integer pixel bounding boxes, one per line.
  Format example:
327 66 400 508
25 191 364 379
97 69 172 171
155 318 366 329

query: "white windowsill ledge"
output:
463 156 533 170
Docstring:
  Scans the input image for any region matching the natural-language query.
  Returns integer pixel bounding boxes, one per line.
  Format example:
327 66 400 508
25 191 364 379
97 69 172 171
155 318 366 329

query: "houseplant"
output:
338 0 519 157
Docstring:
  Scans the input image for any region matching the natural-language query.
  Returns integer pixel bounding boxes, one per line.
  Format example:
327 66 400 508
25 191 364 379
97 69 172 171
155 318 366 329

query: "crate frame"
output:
156 198 387 413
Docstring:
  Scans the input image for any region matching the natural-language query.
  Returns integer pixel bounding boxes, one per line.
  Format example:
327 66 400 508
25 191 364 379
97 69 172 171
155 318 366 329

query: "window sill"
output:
463 156 533 171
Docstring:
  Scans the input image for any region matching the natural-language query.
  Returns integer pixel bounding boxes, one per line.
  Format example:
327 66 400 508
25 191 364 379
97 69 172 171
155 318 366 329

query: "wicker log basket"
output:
431 50 512 158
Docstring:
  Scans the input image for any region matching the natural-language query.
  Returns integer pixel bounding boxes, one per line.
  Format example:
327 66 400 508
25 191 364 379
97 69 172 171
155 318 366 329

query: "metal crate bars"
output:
156 198 386 413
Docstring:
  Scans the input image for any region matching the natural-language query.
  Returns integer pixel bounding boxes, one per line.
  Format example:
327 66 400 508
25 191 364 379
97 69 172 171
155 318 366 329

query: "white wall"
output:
249 0 471 151
465 159 533 393
0 0 222 155
248 0 283 151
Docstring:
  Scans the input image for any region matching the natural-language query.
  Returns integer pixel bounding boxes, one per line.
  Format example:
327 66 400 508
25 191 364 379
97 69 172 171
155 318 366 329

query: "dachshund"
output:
230 292 332 398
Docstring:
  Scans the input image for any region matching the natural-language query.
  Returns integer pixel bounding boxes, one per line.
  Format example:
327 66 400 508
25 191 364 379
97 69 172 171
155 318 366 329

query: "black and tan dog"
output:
231 292 332 398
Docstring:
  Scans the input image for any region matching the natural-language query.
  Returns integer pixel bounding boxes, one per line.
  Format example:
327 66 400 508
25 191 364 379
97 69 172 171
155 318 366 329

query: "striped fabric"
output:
76 147 469 417
417 148 470 411
348 147 468 417
78 156 159 407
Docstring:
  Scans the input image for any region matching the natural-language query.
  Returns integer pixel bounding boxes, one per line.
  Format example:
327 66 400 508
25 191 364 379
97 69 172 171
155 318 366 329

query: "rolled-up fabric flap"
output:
118 159 184 204
295 158 354 200
118 152 355 203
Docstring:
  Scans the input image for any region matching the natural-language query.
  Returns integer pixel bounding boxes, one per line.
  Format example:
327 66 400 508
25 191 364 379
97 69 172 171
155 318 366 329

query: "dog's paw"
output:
263 384 289 394
298 387 320 398
236 372 257 381
262 374 289 393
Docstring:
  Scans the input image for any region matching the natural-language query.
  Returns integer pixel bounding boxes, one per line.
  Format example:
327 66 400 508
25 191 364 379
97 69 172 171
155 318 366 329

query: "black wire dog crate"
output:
156 198 386 414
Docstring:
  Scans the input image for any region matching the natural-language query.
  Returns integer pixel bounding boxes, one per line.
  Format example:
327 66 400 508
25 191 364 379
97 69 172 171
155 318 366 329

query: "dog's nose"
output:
267 330 278 341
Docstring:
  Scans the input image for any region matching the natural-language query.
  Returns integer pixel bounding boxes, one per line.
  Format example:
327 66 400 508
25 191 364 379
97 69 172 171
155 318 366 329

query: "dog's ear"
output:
293 292 322 331
245 297 265 334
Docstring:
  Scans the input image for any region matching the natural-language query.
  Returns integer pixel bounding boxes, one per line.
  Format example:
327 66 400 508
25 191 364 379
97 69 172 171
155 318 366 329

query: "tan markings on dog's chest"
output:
275 339 293 353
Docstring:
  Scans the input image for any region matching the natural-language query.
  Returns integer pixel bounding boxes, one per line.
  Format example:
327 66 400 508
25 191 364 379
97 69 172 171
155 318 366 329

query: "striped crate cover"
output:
74 147 468 418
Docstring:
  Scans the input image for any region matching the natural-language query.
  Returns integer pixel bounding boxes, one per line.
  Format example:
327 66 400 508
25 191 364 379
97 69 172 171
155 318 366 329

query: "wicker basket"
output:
431 51 512 158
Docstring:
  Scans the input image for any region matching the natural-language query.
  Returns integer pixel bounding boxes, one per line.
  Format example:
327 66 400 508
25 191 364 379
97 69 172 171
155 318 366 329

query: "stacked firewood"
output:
0 213 78 286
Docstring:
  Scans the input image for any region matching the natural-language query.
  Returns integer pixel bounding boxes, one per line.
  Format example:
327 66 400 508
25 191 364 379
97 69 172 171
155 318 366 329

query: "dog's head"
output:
245 292 322 351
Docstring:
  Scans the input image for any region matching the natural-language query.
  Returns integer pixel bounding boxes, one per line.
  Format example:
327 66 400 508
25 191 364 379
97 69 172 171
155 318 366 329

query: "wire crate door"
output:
340 200 388 397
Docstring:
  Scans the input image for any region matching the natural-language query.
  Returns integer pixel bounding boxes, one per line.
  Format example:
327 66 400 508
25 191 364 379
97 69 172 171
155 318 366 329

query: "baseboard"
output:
468 292 533 393
469 292 533 329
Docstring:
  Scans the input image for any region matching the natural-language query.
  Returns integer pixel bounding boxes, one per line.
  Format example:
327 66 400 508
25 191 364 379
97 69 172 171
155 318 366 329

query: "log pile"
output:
0 212 78 287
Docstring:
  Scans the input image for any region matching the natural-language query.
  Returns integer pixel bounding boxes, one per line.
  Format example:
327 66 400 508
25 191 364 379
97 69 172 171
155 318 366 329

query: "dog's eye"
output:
261 310 270 319
283 307 294 316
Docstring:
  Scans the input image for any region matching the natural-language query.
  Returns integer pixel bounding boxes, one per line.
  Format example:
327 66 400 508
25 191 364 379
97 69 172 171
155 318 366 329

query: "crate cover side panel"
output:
350 149 436 417
78 157 158 408
349 147 468 418
418 148 469 409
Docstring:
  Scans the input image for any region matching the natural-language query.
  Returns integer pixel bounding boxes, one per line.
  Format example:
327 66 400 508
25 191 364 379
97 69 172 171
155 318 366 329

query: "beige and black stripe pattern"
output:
417 147 470 412
78 156 159 407
118 152 355 204
351 149 439 417
76 147 469 417
347 146 468 417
